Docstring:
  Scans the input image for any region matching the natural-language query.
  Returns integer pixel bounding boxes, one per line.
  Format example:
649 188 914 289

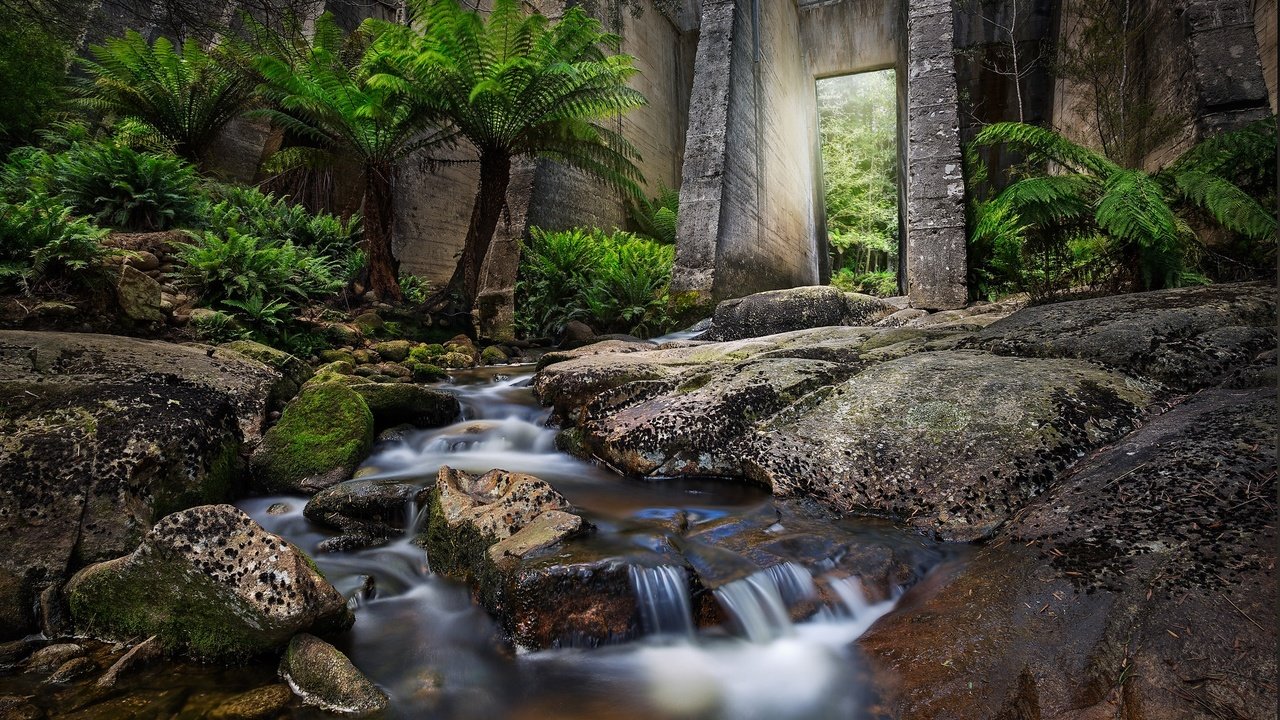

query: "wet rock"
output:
208 684 294 720
250 382 374 494
24 644 84 673
66 505 352 658
488 510 583 565
861 387 1276 720
0 638 41 668
964 282 1276 391
0 330 284 640
279 634 388 717
874 307 928 327
46 656 97 684
219 340 313 407
704 286 893 340
743 351 1155 541
349 382 459 431
115 265 164 323
305 477 428 539
536 338 658 371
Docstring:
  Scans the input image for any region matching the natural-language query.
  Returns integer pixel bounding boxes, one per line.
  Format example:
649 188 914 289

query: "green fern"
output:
77 31 257 166
629 184 680 243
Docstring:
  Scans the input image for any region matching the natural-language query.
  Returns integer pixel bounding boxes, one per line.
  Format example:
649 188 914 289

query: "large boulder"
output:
964 282 1276 391
704 286 893 340
860 386 1276 719
0 331 282 640
305 477 428 544
279 634 388 716
742 351 1155 541
250 382 375 494
533 284 1274 543
66 505 352 658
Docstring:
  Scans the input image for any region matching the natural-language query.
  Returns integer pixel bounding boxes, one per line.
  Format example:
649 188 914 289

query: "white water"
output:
239 367 921 719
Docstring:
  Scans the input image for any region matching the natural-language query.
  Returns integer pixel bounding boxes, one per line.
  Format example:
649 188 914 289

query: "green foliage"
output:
399 273 429 304
76 30 257 164
50 143 202 231
968 120 1277 298
818 72 899 277
629 184 679 244
0 194 109 293
516 227 674 338
205 183 363 276
831 268 897 297
190 310 245 344
0 22 71 151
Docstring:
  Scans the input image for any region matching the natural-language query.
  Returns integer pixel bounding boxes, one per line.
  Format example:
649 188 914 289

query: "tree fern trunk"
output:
363 161 402 302
444 150 512 314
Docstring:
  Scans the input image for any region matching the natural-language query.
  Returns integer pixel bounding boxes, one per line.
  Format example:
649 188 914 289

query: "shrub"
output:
205 184 363 276
629 184 679 244
176 227 343 309
516 227 675 338
831 268 897 297
0 195 110 293
50 143 202 231
0 22 70 151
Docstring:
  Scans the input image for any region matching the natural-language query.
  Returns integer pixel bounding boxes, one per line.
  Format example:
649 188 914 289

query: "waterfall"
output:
713 561 815 643
629 565 695 638
825 575 871 619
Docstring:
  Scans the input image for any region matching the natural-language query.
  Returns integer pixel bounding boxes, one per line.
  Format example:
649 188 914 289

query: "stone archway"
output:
671 0 968 310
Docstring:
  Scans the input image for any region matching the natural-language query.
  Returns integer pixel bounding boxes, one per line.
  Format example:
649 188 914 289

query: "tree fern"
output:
77 31 257 166
373 0 648 313
1171 170 1277 241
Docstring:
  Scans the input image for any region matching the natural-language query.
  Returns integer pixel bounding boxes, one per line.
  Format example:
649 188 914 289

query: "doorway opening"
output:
816 69 900 297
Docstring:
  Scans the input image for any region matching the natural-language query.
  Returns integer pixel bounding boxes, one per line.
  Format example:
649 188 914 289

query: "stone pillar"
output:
1181 0 1273 133
904 0 968 310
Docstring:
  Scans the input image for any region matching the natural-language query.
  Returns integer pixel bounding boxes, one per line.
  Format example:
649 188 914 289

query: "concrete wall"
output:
798 0 898 77
1256 0 1278 113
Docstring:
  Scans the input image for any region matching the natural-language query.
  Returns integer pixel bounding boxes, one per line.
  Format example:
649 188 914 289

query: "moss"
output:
318 349 356 365
416 488 507 612
407 362 447 382
371 340 413 362
254 383 374 491
439 352 475 369
152 439 240 520
480 346 508 366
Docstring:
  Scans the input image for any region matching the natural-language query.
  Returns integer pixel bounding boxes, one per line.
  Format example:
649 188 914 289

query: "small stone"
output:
96 636 160 688
124 250 160 271
0 695 41 720
267 503 293 516
371 340 413 362
116 265 165 323
480 346 509 366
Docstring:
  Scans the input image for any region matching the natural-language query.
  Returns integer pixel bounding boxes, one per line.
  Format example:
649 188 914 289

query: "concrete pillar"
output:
904 0 968 310
1180 0 1273 133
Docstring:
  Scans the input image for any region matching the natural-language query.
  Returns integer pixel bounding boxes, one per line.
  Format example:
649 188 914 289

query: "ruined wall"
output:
798 0 898 76
1257 0 1277 113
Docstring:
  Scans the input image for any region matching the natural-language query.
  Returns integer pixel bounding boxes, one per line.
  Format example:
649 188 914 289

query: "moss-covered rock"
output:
371 340 413 362
318 349 356 365
280 634 388 717
409 344 446 363
66 505 352 659
208 684 294 720
439 351 476 369
323 322 362 347
351 312 384 336
0 330 281 641
406 362 447 382
116 265 165 323
350 382 459 431
250 382 374 494
480 345 509 366
220 340 313 407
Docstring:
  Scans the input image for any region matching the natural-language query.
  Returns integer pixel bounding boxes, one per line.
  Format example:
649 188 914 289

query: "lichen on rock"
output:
66 505 352 659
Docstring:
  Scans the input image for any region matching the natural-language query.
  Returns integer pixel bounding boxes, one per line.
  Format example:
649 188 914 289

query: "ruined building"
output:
92 0 1278 336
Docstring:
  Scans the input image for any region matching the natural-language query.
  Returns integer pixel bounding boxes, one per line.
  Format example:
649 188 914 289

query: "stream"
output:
237 365 951 719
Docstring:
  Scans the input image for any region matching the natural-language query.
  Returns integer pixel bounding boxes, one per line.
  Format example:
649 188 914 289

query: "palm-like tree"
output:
375 0 647 311
253 14 451 301
77 31 258 167
971 120 1276 290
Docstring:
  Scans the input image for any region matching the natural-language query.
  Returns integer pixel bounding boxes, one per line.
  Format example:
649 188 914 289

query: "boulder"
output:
704 286 893 340
0 331 281 640
964 282 1276 391
742 351 1155 541
860 387 1276 720
305 477 429 540
480 345 509 365
115 265 165 323
208 684 294 720
250 382 375 494
557 320 598 349
279 634 388 717
350 382 459 430
220 340 313 407
66 505 352 659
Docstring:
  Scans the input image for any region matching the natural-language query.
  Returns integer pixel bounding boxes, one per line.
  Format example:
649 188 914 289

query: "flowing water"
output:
235 366 945 719
2 364 950 718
